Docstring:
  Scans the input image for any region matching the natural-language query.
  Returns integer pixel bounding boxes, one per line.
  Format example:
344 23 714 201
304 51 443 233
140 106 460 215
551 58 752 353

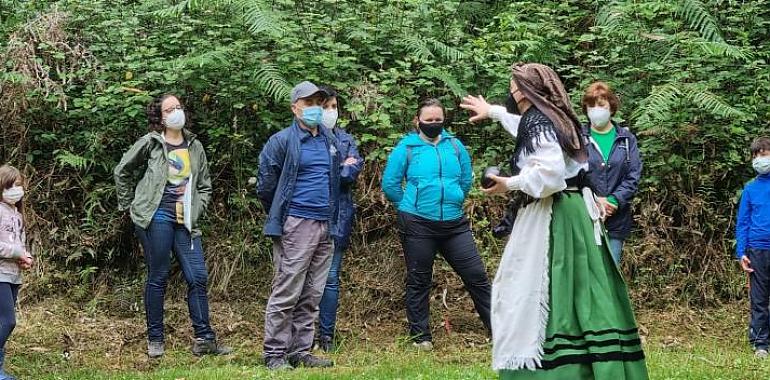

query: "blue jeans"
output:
608 238 625 265
135 221 215 342
749 248 770 350
318 239 344 338
0 283 19 351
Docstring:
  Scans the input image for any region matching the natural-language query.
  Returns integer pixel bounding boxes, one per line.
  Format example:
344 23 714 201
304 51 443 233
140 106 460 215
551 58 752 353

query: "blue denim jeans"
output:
135 221 215 342
608 238 625 265
318 239 344 338
0 283 18 351
749 248 770 350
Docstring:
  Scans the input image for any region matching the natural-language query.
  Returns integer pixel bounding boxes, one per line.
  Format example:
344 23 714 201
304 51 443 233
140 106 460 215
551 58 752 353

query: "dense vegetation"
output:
0 0 768 309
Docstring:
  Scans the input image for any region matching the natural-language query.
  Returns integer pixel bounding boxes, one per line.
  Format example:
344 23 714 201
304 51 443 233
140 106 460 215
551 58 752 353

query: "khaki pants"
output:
263 216 333 359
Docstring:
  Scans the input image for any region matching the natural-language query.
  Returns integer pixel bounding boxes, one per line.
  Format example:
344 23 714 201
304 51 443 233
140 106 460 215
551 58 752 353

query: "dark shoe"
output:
288 353 334 368
147 341 164 358
192 338 232 356
317 335 334 352
265 356 293 371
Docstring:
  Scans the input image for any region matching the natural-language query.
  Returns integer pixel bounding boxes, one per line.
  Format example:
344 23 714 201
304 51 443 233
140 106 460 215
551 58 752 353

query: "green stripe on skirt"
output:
501 193 648 380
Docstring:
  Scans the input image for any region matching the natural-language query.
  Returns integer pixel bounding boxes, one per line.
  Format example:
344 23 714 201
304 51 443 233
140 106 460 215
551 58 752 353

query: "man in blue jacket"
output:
257 81 340 370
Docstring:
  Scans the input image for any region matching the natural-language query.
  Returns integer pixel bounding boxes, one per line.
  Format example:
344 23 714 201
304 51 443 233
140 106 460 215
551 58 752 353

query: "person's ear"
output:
412 116 419 127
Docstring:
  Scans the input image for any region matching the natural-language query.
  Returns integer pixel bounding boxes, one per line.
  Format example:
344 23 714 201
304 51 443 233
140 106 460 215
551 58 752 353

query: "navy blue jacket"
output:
332 127 363 249
583 123 643 239
257 121 342 238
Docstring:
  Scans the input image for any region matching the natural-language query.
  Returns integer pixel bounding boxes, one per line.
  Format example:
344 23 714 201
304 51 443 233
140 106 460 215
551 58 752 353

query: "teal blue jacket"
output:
382 131 472 221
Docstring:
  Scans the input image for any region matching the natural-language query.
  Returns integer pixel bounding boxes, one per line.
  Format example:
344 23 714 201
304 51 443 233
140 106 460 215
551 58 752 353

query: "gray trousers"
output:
263 216 333 359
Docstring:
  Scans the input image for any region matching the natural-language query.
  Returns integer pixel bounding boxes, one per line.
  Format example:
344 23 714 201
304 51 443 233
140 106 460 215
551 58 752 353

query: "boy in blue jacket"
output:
737 136 770 358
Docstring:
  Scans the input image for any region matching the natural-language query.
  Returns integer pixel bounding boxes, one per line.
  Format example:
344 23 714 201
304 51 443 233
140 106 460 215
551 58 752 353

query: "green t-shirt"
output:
591 126 617 163
591 126 619 207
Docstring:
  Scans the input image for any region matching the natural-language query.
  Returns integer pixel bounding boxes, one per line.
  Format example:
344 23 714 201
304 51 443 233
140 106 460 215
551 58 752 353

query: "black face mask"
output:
505 92 520 115
418 121 444 139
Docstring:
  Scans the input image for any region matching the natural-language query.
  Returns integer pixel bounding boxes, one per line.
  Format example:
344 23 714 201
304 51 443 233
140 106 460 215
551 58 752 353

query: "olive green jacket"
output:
113 130 212 237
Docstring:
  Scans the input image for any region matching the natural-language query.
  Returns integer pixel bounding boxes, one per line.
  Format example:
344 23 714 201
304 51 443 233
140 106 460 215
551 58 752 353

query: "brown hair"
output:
0 165 24 215
146 94 182 132
416 98 446 119
581 81 620 116
751 137 770 157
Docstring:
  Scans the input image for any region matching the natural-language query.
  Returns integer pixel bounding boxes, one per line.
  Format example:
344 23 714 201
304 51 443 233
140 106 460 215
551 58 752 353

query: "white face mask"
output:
2 186 23 205
753 156 770 175
164 109 186 130
322 109 338 129
588 106 612 128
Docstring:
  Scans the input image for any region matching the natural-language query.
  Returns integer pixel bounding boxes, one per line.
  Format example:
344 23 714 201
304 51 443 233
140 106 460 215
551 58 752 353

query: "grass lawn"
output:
6 299 770 379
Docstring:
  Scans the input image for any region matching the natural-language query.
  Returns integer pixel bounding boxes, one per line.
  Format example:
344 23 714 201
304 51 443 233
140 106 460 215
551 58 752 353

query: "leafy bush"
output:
1 0 768 306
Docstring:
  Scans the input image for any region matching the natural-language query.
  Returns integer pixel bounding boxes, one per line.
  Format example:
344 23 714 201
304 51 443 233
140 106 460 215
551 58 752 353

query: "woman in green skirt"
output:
461 63 648 379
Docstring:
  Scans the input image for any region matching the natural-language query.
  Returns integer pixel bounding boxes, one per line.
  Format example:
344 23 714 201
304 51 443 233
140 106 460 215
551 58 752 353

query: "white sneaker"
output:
412 341 433 352
755 348 768 359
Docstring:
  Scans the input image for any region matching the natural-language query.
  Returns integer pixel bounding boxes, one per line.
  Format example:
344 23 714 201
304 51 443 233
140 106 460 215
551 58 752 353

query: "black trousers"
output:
398 212 492 343
750 248 770 350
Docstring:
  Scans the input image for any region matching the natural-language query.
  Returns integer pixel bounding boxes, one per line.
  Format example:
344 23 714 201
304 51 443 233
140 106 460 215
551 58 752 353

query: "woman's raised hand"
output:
460 95 491 123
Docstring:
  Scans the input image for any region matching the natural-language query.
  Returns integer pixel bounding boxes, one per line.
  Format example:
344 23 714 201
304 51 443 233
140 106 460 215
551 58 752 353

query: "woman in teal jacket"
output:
382 98 491 351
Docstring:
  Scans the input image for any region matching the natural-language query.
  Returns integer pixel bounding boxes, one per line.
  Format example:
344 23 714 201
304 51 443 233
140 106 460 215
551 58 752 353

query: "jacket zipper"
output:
435 145 444 221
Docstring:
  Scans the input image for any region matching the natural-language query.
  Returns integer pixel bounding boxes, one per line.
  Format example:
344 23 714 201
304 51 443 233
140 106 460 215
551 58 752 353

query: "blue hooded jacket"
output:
382 131 472 221
583 123 643 239
256 121 341 238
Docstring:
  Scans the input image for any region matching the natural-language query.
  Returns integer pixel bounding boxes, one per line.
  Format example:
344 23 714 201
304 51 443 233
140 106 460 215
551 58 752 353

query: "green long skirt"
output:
501 193 648 380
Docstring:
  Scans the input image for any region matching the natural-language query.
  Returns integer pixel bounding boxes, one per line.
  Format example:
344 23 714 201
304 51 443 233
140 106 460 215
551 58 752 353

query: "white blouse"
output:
489 105 587 198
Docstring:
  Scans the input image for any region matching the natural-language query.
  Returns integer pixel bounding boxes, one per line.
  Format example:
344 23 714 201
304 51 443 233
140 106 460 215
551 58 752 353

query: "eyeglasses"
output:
162 105 184 113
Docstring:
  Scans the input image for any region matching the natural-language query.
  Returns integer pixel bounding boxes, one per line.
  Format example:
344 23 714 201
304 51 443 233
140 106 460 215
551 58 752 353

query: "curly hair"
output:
146 94 182 132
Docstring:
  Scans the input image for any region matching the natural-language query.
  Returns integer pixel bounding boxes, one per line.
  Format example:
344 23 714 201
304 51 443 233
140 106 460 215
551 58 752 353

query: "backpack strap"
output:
449 137 461 160
406 145 413 167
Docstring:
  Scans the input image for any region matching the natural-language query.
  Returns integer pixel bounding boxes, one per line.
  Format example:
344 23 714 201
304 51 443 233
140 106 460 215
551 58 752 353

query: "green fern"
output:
234 0 286 36
401 35 434 61
253 63 291 103
154 0 286 37
685 39 751 61
429 39 465 62
676 0 724 43
420 67 466 97
55 150 90 171
168 47 232 69
595 3 643 41
632 84 682 129
685 88 744 118
633 83 744 130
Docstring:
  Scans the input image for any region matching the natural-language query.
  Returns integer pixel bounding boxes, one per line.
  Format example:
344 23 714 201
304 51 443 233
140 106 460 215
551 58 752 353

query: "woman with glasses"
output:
114 94 231 358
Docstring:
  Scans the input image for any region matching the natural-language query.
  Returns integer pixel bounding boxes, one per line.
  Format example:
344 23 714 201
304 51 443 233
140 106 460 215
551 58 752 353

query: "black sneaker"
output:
191 338 232 356
317 335 334 352
288 353 334 368
265 356 294 371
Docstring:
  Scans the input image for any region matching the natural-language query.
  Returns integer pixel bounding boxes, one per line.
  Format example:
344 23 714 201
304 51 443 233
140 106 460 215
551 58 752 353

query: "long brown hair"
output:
0 165 24 216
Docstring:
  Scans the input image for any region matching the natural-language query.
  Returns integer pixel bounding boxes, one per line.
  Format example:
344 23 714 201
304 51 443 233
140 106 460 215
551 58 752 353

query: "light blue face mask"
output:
300 106 324 127
753 156 770 175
